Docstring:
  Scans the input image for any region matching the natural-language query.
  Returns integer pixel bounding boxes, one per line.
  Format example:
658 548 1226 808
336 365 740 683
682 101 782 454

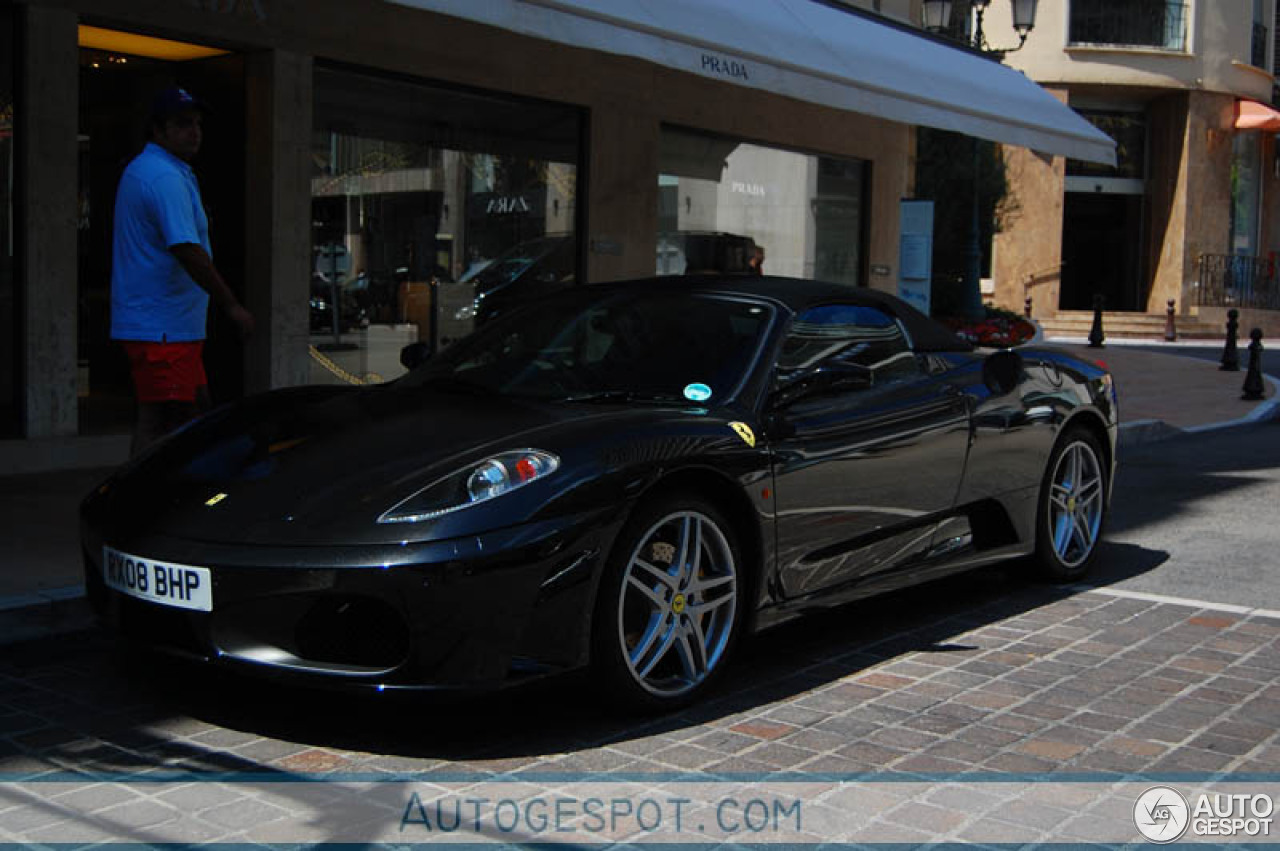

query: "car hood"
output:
92 384 741 546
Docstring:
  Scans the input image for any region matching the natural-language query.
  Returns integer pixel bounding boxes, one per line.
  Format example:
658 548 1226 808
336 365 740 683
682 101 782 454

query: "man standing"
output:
111 87 253 455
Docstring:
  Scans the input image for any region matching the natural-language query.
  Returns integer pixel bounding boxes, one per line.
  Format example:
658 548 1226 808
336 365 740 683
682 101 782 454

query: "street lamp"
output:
920 0 953 33
922 0 1038 54
1010 0 1039 40
922 0 1038 319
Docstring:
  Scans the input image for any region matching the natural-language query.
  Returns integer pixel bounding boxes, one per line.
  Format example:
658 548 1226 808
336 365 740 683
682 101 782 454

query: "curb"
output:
0 590 94 646
0 583 86 612
1042 335 1234 348
1116 418 1184 448
1115 371 1280 449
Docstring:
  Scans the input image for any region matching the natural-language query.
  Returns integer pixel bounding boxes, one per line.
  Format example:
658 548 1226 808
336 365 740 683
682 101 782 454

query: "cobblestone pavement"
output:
1 563 1277 844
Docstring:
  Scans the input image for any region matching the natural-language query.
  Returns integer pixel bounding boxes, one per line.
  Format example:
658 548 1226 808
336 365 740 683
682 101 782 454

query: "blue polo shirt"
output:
110 143 212 342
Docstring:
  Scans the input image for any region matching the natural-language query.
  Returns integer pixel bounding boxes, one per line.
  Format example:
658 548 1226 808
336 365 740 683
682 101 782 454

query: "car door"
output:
767 304 970 600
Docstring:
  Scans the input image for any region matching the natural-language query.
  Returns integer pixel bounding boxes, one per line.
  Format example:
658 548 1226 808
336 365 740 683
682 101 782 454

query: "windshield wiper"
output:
560 390 685 404
417 375 489 395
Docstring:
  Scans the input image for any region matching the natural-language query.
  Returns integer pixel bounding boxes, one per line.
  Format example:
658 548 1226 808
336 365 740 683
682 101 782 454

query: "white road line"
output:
1074 585 1280 620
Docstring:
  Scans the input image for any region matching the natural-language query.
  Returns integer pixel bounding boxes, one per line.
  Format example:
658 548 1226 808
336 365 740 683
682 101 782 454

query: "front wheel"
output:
1034 428 1107 581
591 496 744 711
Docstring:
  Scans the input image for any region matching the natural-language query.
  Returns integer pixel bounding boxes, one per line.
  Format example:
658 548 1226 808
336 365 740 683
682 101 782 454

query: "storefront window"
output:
1231 131 1261 257
311 67 581 382
0 4 15 435
657 127 867 285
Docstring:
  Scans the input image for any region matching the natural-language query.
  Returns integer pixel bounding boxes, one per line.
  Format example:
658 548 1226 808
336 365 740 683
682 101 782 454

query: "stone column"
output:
585 102 659 283
19 5 78 437
243 49 312 394
1143 91 1233 315
992 88 1067 318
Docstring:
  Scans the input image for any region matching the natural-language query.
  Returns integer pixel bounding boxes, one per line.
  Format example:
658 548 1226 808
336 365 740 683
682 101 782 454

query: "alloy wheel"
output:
616 510 739 698
1046 440 1104 568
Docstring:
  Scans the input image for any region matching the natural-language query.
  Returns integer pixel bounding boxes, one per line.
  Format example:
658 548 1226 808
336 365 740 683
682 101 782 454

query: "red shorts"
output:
122 341 208 403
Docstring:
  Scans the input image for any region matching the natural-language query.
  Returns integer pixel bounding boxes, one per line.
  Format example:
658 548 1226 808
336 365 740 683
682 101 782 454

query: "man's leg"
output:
131 401 169 457
125 342 210 457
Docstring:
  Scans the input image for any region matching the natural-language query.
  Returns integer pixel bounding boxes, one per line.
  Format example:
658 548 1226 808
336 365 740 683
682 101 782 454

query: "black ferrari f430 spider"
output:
81 276 1117 710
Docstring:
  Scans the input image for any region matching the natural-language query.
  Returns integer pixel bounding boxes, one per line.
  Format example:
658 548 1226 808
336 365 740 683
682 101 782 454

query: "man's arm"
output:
170 243 254 336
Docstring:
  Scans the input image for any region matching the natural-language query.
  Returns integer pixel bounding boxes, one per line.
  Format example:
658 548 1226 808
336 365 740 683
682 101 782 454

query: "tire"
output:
591 495 744 711
1033 427 1107 581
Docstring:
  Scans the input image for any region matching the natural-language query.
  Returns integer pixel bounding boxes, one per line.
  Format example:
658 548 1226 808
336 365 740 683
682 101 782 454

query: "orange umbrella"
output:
1235 99 1280 131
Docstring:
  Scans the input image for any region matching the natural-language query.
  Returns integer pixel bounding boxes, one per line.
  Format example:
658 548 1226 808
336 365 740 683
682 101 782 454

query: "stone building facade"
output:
0 0 1105 471
993 0 1278 322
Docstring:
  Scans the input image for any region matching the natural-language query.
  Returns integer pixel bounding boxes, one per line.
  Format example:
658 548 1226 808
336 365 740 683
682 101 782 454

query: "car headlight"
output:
377 449 560 524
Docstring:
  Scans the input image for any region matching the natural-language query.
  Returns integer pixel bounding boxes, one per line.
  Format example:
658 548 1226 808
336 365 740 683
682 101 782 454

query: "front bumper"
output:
81 509 618 691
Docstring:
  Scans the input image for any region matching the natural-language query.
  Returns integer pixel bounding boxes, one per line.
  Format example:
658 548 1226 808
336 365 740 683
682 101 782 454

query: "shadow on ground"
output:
2 539 1166 771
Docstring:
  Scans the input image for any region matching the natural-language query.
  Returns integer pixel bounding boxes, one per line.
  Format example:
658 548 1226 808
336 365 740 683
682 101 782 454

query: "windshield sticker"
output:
683 383 712 402
729 422 756 448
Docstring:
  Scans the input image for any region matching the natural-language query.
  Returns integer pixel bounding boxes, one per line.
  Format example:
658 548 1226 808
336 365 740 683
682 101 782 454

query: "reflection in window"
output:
657 127 867 285
779 304 918 388
311 67 581 378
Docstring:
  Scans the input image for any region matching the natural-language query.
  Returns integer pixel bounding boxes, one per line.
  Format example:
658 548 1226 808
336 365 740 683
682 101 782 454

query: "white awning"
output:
386 0 1116 165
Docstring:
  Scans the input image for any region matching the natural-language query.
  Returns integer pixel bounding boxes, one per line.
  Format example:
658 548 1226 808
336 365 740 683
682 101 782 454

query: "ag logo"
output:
729 421 755 447
1134 786 1189 843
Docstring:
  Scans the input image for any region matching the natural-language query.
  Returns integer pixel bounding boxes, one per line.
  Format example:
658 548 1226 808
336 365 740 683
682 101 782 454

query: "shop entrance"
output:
77 27 245 435
1060 191 1145 312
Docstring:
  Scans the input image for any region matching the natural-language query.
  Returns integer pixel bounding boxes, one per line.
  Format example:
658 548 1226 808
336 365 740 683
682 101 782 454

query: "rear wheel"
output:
592 496 743 711
1034 428 1107 581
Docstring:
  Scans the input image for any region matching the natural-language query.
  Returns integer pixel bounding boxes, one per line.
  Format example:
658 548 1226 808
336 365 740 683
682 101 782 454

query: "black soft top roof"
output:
595 275 974 353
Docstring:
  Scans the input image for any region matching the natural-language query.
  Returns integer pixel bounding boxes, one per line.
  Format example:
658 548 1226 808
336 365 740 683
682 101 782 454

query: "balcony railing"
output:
1196 254 1280 311
1253 21 1269 69
1068 0 1188 51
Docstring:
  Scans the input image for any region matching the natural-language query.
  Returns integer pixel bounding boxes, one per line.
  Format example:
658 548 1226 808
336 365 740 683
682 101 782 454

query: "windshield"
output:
402 289 774 403
459 236 571 291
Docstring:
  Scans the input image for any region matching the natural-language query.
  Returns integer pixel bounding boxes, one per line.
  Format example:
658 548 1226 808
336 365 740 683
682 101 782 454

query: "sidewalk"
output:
1046 339 1280 438
1 340 1277 641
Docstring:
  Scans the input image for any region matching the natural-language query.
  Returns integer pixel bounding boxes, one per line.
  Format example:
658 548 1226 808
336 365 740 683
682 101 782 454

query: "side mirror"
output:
982 349 1024 395
400 342 432 370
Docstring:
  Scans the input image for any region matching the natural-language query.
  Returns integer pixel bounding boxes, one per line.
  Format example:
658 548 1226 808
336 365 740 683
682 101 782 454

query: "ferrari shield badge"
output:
729 422 756 447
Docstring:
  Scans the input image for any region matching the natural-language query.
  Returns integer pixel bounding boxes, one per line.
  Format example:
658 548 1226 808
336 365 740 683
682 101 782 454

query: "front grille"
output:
115 595 205 656
294 595 411 669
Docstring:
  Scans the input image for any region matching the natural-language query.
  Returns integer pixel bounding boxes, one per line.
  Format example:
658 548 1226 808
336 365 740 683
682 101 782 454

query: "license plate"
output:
102 546 212 612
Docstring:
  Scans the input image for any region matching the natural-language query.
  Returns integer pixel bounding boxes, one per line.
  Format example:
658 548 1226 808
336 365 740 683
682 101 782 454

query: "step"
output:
1039 311 1222 340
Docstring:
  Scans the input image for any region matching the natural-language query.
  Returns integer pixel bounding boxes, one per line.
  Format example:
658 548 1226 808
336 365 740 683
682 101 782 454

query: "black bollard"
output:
1087 294 1105 348
1220 308 1240 371
1164 299 1177 342
1242 328 1265 401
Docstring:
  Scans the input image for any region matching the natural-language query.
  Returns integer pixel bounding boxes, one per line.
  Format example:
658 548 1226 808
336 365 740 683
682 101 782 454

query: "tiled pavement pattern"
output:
1 569 1277 843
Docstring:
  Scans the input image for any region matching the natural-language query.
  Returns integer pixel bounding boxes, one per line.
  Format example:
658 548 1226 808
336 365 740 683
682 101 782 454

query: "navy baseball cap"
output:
149 87 210 121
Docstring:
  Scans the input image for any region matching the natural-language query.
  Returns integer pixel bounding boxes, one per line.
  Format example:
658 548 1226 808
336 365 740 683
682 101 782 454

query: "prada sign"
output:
185 0 267 22
700 54 749 81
